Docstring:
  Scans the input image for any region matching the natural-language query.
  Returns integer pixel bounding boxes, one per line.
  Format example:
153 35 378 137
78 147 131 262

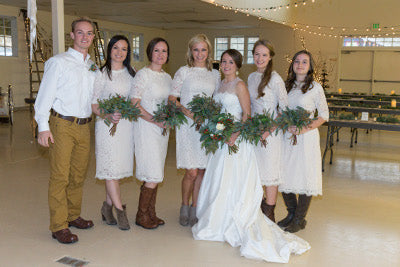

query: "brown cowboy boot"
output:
101 201 117 225
115 205 130 230
285 194 312 233
136 185 158 229
260 198 276 223
149 185 165 226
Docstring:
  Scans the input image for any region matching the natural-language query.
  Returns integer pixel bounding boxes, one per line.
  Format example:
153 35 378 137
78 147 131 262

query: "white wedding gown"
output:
192 78 310 263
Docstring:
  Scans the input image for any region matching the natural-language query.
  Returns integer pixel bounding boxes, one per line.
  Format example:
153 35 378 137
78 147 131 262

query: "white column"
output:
51 0 65 55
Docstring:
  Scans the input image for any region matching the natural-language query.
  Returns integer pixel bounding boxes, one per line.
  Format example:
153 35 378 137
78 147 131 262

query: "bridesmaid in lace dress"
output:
131 38 172 229
278 50 329 233
247 40 288 222
91 35 136 230
168 34 220 227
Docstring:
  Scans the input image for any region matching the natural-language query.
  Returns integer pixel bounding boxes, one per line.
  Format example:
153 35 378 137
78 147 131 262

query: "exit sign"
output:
372 23 380 29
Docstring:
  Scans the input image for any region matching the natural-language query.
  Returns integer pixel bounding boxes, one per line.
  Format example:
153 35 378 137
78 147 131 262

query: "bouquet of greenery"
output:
275 106 317 145
98 94 141 136
187 93 222 131
199 113 239 155
152 100 188 136
237 111 275 147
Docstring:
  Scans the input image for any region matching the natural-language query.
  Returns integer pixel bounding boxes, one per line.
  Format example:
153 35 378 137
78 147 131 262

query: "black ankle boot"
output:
285 194 312 233
277 193 297 228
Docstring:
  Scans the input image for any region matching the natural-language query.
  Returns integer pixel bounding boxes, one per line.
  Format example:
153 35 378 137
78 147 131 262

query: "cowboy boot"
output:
149 184 165 226
285 194 312 233
101 201 117 225
261 198 276 223
179 204 190 226
136 185 158 229
277 193 297 228
115 205 130 230
189 205 198 227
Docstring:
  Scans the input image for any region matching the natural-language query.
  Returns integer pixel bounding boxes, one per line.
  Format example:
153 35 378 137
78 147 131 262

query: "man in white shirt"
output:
35 17 96 244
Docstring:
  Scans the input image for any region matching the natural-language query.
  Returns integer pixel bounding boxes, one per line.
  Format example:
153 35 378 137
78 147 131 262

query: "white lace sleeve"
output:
170 66 188 97
91 70 105 104
271 72 288 112
314 82 329 121
131 69 148 99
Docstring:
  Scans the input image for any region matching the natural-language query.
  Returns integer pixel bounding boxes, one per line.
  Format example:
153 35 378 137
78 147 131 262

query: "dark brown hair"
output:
252 40 275 98
221 49 242 69
71 17 94 32
146 37 170 63
285 50 315 94
101 35 136 80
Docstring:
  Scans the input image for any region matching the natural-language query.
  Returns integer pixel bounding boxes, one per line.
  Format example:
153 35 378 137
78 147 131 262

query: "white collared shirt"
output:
34 48 97 132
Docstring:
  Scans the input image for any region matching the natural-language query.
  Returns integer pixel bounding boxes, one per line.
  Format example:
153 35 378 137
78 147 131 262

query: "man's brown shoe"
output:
68 217 94 229
52 228 78 244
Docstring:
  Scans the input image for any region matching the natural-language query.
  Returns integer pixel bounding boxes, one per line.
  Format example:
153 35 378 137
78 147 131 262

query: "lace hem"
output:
278 188 322 196
96 171 133 180
177 164 207 170
260 177 282 186
136 174 164 183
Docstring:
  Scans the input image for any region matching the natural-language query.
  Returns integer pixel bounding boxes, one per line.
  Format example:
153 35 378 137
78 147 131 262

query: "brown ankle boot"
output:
136 185 158 229
260 198 276 223
101 201 117 225
115 205 130 230
149 185 165 226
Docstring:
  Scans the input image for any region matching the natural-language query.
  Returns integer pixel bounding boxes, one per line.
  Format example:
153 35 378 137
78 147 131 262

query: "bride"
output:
192 49 310 263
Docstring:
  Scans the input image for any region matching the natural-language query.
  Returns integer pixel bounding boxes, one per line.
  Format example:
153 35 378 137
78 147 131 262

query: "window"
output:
132 34 143 62
214 36 259 64
215 37 228 61
247 37 259 64
342 37 400 47
0 16 17 57
230 37 245 55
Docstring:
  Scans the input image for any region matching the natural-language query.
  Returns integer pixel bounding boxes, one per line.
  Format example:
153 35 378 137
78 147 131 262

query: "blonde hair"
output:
71 17 94 32
186 34 213 71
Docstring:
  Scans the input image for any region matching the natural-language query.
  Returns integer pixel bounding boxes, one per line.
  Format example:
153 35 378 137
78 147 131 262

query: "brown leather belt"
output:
51 109 92 125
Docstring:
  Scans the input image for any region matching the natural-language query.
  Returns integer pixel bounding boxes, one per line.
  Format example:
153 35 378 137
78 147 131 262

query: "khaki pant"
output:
48 115 90 232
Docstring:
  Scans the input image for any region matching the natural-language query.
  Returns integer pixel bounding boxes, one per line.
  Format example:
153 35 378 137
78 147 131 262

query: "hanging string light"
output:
205 0 400 39
205 0 316 14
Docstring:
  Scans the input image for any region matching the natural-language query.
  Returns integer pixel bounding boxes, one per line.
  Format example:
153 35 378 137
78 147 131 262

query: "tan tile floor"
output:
0 111 399 266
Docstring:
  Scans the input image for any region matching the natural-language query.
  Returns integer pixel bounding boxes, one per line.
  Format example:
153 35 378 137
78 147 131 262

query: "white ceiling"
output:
0 0 269 29
0 0 398 35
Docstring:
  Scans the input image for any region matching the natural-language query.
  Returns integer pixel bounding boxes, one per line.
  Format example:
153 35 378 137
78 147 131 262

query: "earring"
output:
236 71 239 76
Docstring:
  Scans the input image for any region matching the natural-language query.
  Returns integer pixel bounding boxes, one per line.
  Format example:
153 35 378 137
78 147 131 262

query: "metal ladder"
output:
92 22 105 67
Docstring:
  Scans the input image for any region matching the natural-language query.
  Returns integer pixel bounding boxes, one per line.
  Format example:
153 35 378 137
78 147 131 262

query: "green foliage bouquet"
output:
187 93 222 130
199 113 239 155
97 94 141 136
275 106 316 145
237 111 275 147
152 100 188 136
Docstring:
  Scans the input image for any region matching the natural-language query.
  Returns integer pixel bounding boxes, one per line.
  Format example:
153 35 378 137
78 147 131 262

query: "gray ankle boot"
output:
179 204 190 226
189 205 198 227
101 201 117 225
115 205 130 230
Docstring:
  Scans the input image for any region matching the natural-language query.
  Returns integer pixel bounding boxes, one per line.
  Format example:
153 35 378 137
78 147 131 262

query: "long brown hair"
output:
285 50 315 94
252 40 275 98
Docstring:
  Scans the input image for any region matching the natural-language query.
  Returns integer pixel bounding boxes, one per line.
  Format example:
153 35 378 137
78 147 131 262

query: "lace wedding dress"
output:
192 77 310 263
